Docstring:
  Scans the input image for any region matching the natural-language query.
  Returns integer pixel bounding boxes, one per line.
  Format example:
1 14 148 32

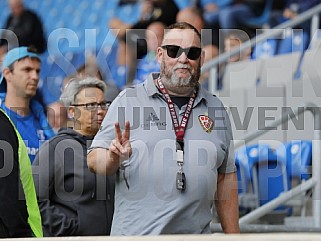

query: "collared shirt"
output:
90 73 236 235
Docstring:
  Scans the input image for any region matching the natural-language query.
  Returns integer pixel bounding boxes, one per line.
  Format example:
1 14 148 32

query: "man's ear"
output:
67 106 75 119
156 46 163 65
2 68 12 82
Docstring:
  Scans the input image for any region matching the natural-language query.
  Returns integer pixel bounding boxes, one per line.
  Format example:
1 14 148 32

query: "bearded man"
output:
87 22 240 235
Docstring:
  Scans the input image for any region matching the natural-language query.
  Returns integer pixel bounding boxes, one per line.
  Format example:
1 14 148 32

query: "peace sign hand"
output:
109 121 132 163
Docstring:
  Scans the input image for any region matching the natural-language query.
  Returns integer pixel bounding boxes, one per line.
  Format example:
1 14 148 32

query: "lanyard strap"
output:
156 78 197 142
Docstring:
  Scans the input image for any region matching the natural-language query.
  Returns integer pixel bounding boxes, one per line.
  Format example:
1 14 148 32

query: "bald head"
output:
162 22 201 47
176 7 204 33
203 45 218 63
146 22 165 52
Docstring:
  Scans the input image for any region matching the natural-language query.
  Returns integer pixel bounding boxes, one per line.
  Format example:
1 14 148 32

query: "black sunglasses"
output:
161 45 202 60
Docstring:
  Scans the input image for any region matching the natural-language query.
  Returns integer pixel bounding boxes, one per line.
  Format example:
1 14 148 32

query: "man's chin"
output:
176 77 198 87
25 91 37 98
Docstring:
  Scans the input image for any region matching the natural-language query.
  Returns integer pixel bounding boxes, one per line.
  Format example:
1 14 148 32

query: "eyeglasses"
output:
72 101 111 111
161 45 202 60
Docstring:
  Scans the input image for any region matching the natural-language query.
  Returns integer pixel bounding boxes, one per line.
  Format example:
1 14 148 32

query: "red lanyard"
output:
156 77 197 142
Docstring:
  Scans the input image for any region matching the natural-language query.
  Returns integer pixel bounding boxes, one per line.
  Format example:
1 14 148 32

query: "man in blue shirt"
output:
0 47 55 162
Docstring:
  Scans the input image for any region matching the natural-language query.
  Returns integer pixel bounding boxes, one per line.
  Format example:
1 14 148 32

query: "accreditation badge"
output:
198 114 214 133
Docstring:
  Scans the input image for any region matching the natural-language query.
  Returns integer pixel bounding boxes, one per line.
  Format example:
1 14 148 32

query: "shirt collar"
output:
144 73 161 97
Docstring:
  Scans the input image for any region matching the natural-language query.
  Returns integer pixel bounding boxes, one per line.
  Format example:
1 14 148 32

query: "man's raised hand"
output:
109 121 132 163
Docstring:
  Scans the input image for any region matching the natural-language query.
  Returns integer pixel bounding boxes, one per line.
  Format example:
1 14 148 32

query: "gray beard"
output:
160 58 200 95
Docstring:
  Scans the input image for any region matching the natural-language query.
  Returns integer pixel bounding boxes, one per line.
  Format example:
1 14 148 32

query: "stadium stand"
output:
252 39 278 59
252 29 309 59
210 2 321 231
277 29 309 54
235 143 291 219
277 141 312 182
1 0 321 234
0 0 191 103
0 0 131 106
236 144 272 210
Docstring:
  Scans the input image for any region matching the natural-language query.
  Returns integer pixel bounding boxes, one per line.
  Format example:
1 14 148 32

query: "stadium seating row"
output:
0 0 140 53
236 140 312 219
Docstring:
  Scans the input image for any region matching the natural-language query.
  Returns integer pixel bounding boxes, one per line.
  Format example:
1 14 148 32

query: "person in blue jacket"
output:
0 47 55 163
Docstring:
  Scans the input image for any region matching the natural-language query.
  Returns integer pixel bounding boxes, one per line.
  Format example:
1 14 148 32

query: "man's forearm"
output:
215 172 240 233
87 148 120 176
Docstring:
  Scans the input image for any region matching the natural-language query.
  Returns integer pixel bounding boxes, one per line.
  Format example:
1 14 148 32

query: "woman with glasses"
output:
32 77 114 236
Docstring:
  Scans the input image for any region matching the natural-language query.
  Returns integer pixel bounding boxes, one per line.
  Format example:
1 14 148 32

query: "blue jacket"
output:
0 93 55 141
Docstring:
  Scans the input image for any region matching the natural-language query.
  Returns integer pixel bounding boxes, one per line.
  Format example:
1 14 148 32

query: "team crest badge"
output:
198 115 214 133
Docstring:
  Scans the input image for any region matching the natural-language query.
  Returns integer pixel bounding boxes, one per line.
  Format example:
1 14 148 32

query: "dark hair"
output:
26 46 39 54
165 22 201 43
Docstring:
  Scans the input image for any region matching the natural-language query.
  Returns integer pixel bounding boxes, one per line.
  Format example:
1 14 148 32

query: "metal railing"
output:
212 102 321 232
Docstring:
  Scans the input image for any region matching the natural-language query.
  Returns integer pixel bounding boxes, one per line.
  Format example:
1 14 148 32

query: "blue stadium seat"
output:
114 2 141 24
0 0 122 56
249 144 291 219
0 2 9 25
277 30 309 55
236 143 291 217
96 43 126 89
39 51 81 105
92 1 105 11
42 0 54 8
235 144 273 209
70 51 86 71
27 0 41 10
253 30 309 60
275 140 312 216
39 52 52 80
276 140 312 181
252 39 278 59
251 149 289 207
236 144 272 187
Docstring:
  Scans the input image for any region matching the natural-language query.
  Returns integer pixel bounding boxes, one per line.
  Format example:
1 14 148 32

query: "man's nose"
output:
31 70 39 80
178 51 189 63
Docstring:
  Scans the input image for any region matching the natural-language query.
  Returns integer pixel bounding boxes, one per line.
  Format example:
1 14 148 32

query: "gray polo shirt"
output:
89 73 236 235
